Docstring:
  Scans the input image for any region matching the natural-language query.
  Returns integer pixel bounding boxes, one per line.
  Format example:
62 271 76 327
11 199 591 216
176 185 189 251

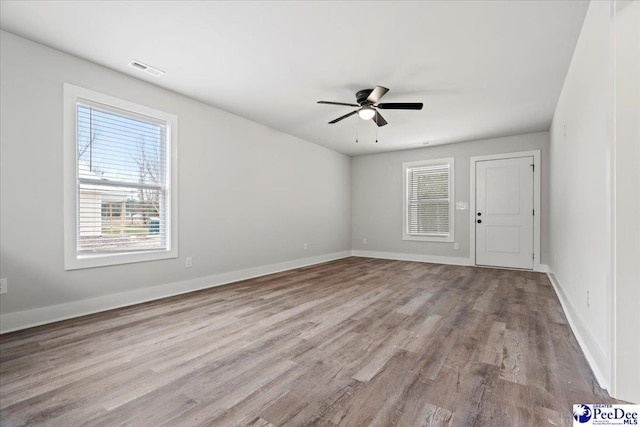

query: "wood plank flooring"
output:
0 257 618 426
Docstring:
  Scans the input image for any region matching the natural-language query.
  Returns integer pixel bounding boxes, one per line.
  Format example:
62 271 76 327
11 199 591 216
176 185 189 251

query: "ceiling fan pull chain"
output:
355 114 359 143
376 125 378 143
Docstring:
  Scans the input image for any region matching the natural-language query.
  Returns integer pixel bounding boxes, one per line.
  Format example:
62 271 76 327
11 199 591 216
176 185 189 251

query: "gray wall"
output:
549 0 611 386
549 0 640 402
351 132 550 263
0 31 351 318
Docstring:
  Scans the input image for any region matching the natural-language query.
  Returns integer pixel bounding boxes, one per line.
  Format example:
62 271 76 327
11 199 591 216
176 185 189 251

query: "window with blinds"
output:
77 102 168 253
64 84 177 269
403 158 454 242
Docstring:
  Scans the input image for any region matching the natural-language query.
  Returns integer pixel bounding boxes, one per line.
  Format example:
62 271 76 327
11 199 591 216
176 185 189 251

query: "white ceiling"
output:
0 1 588 156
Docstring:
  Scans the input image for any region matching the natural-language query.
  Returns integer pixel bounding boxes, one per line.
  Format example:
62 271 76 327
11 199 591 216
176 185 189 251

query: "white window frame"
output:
403 157 455 242
63 83 178 270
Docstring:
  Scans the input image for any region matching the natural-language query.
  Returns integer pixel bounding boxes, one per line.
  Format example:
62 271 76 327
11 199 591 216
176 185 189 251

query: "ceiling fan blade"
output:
317 101 360 107
367 86 389 104
377 102 423 110
328 110 358 124
373 111 388 127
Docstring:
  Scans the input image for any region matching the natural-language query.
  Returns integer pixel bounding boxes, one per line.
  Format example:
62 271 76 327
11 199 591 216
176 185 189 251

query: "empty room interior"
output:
0 1 638 426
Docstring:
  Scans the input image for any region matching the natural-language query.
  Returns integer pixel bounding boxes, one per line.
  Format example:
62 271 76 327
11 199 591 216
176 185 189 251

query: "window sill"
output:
403 234 454 243
64 248 178 270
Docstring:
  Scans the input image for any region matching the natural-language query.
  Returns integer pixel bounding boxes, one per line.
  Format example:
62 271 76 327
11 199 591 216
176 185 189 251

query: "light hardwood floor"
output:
0 257 618 426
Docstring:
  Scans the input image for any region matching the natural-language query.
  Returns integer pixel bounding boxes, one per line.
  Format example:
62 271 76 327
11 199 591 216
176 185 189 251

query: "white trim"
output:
351 249 472 266
0 251 351 334
402 157 455 243
547 271 610 390
469 150 542 272
63 83 179 270
608 0 617 399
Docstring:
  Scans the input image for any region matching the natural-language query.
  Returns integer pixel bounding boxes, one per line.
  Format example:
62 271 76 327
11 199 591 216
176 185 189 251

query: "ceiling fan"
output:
317 86 423 127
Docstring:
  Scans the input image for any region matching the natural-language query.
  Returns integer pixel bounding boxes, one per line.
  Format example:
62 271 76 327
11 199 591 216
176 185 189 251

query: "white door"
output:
475 156 534 269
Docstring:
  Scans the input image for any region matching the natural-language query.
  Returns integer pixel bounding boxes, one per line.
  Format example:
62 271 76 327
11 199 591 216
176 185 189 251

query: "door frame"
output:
469 150 542 272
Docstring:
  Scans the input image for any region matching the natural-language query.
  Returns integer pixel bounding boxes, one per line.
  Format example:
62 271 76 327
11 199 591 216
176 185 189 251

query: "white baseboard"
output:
0 251 351 334
351 250 549 273
547 271 610 391
351 249 472 266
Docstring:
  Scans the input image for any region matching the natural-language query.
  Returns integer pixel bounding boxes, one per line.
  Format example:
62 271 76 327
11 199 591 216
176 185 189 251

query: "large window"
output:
64 84 178 269
403 158 454 242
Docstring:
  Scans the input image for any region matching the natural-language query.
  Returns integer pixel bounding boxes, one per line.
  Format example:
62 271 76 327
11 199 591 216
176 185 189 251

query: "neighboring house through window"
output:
403 158 454 242
64 84 178 269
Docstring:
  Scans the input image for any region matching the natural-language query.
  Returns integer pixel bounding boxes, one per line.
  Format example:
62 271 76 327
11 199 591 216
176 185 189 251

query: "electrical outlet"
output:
362 238 367 245
185 257 192 268
303 243 308 250
453 243 459 250
0 278 7 294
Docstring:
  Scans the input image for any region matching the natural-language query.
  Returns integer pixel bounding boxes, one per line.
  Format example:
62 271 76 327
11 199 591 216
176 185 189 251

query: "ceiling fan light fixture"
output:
358 106 376 120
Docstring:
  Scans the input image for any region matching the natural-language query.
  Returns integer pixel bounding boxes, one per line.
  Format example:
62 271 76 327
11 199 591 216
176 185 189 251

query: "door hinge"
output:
531 163 535 172
532 253 535 260
533 209 535 216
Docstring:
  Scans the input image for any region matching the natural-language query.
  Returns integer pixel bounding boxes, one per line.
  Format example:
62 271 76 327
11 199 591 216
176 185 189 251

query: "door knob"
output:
477 219 482 224
477 212 482 216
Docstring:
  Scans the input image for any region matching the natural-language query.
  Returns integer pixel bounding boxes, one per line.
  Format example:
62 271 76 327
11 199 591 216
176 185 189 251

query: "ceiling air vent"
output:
128 60 164 76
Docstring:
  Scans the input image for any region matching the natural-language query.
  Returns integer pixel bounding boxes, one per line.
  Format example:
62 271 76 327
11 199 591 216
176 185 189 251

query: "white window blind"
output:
76 101 169 254
404 158 454 241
